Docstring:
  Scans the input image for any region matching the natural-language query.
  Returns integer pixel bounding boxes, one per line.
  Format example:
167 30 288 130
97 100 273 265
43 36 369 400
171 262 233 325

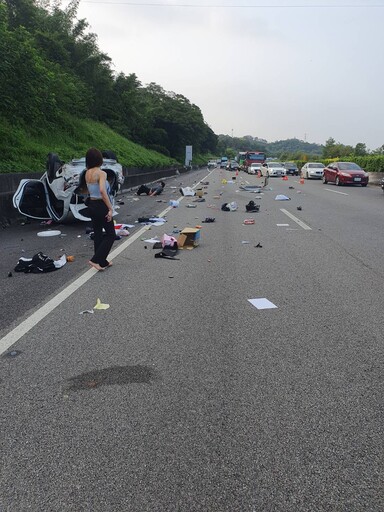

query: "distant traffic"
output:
207 154 370 187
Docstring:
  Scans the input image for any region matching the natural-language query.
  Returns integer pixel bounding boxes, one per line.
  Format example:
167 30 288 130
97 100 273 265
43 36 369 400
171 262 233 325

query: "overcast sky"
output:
73 0 384 149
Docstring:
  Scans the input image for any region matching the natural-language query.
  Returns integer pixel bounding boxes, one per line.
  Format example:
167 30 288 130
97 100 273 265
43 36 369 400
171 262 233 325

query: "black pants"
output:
137 184 150 195
88 200 115 267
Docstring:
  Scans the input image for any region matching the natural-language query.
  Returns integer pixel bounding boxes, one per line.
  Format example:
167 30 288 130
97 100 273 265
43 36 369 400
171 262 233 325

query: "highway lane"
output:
1 170 383 511
0 168 210 336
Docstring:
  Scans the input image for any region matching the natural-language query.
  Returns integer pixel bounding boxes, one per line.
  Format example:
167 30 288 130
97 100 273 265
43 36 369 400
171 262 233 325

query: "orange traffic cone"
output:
282 176 288 181
299 177 305 185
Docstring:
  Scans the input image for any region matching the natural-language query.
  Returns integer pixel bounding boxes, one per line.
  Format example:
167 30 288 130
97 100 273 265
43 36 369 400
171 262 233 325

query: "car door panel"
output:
12 179 51 220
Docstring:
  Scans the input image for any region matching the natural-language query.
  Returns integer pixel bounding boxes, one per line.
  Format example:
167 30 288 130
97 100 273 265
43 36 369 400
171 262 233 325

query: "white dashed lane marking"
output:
280 209 312 230
324 188 349 196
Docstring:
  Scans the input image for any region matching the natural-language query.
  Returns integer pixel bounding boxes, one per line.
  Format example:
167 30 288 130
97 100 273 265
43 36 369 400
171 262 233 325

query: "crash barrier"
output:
0 165 201 223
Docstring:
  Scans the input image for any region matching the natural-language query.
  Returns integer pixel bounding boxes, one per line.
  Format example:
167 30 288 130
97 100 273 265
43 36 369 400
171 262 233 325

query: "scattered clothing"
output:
246 201 260 212
221 201 238 212
14 252 66 273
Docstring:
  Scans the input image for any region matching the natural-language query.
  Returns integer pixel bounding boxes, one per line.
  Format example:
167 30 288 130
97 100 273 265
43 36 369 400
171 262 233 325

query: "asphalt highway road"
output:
1 169 383 511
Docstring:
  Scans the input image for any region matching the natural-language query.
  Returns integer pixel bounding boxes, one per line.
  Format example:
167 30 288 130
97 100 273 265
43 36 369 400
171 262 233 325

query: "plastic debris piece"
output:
242 241 250 244
66 255 75 262
244 219 255 225
37 230 61 237
180 187 195 196
143 237 161 244
297 206 302 211
255 242 263 248
8 272 12 277
79 310 94 315
274 194 291 201
93 298 110 310
54 255 67 268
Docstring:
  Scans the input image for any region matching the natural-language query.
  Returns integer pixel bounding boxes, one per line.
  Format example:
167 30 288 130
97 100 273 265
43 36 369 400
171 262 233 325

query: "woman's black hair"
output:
160 181 165 187
86 148 103 169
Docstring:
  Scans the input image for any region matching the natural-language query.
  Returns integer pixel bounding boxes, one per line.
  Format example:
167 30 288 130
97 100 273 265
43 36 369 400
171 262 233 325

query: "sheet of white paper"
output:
152 221 166 226
149 217 166 222
144 238 161 243
248 298 277 310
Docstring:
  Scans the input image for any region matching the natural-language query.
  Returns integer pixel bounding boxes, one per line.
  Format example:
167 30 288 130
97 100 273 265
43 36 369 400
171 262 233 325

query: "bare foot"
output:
88 261 104 271
102 261 113 269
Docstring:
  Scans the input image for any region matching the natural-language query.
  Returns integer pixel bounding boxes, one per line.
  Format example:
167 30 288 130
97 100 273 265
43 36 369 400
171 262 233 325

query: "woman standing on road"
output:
85 147 115 271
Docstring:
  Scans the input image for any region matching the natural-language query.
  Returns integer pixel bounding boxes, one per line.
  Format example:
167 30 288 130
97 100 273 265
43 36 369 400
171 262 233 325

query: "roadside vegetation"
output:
0 116 178 173
2 1 383 174
0 0 216 173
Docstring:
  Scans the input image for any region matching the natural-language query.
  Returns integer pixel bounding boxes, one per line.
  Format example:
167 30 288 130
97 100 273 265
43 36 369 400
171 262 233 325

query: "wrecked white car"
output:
13 151 124 222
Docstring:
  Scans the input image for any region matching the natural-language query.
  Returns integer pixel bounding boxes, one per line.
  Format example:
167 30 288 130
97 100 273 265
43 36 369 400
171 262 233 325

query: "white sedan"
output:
262 162 286 177
301 162 325 179
247 163 263 175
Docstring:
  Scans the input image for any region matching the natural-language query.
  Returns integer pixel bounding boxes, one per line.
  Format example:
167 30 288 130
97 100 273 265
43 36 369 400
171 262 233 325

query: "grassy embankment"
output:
0 115 181 173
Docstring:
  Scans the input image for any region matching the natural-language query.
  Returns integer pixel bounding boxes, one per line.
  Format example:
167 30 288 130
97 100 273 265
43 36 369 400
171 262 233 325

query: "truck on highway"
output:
243 151 266 170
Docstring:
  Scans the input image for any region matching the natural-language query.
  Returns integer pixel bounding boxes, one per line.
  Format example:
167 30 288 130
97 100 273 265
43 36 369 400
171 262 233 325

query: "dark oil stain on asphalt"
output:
66 365 158 391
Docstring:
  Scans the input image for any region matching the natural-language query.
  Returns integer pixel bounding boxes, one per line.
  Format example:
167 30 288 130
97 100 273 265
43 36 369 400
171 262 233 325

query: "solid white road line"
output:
280 209 312 230
324 188 349 196
0 169 215 355
0 225 150 355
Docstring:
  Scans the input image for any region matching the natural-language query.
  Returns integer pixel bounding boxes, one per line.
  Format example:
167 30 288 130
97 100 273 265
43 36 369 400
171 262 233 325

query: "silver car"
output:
13 151 124 222
262 162 286 177
301 162 325 179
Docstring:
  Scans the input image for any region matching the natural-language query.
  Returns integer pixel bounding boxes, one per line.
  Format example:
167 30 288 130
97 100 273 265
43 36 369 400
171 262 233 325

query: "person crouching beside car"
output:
137 181 165 196
85 147 115 271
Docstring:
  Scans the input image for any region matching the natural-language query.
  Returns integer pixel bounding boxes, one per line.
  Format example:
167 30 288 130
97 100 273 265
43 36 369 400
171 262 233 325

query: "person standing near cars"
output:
85 147 115 271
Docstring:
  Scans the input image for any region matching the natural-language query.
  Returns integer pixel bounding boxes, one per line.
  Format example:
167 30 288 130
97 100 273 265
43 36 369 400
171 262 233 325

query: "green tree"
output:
372 144 384 155
354 142 367 156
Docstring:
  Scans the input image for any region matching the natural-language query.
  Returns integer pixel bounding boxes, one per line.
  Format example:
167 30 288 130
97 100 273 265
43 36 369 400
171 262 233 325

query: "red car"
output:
322 161 368 187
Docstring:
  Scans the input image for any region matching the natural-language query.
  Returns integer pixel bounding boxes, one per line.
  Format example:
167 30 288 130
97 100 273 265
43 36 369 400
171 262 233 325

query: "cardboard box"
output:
177 228 200 249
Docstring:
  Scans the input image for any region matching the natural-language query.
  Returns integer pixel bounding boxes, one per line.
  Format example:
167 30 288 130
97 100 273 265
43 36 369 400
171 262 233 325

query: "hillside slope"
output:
0 116 178 173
